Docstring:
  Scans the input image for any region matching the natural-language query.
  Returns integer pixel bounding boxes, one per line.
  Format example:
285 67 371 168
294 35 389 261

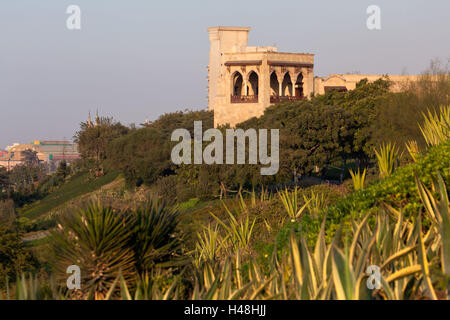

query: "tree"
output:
0 225 37 285
20 149 39 166
8 164 46 194
0 168 9 199
56 160 71 179
106 110 213 186
74 117 130 174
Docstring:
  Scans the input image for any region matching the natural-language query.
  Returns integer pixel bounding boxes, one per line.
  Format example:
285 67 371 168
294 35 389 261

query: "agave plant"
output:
415 172 450 299
193 223 229 267
1 274 68 300
349 168 366 191
279 187 311 222
105 269 183 300
405 140 421 162
374 142 400 178
303 190 326 219
419 105 450 147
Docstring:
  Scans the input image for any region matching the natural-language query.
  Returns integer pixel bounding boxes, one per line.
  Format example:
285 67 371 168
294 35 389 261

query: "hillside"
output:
19 171 120 221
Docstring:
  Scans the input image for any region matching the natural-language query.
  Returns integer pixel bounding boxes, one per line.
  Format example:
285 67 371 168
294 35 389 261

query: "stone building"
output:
208 26 418 127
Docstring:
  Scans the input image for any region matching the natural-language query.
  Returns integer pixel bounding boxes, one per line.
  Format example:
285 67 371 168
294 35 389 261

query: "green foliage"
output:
0 225 37 286
303 190 326 219
416 172 450 287
107 110 213 186
328 140 450 222
48 198 183 299
279 187 311 222
107 126 173 186
5 169 450 300
0 199 15 227
74 116 130 172
406 140 420 162
192 224 228 267
51 201 136 299
349 168 366 191
129 199 184 274
210 199 256 252
419 105 450 147
374 142 400 178
0 168 9 199
366 62 450 152
56 161 71 179
19 171 119 220
8 164 47 205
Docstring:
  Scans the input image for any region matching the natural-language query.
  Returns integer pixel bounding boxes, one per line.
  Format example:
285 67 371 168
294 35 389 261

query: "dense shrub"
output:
327 139 450 222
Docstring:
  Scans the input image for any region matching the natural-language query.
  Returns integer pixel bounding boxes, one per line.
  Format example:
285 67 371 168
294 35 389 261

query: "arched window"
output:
295 73 304 98
270 72 279 96
247 71 259 96
281 73 293 96
232 72 243 96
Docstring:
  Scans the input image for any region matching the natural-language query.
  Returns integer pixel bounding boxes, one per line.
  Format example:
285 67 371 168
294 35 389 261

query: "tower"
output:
207 27 251 111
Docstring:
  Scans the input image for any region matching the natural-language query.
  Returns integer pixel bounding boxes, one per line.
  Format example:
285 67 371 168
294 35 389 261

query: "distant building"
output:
208 26 419 127
0 150 33 170
0 140 80 171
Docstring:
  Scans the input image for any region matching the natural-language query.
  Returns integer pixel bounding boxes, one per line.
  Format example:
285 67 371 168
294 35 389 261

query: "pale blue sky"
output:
0 0 449 148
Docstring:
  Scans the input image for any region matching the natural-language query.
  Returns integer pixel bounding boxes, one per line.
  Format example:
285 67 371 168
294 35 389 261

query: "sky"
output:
0 0 449 148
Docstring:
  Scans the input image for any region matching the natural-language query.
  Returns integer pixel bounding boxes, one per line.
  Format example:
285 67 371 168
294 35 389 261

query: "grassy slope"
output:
19 171 120 220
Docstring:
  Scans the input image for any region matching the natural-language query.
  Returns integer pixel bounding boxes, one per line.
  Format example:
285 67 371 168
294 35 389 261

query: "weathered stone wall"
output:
314 74 419 95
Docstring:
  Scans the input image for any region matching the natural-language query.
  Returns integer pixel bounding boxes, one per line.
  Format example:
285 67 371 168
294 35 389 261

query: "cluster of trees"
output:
73 110 213 186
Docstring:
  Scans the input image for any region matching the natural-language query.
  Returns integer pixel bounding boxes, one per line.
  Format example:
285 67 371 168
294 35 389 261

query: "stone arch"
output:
231 71 244 96
270 72 279 96
294 73 304 98
247 71 259 96
281 73 293 96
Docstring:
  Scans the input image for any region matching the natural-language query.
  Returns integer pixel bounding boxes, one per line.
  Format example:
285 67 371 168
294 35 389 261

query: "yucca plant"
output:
189 257 275 300
303 191 326 219
210 201 256 251
405 140 420 162
279 187 311 222
129 198 184 274
249 187 272 207
349 168 366 191
50 201 136 299
4 274 67 300
374 142 400 178
193 224 229 267
105 270 183 300
419 105 450 147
